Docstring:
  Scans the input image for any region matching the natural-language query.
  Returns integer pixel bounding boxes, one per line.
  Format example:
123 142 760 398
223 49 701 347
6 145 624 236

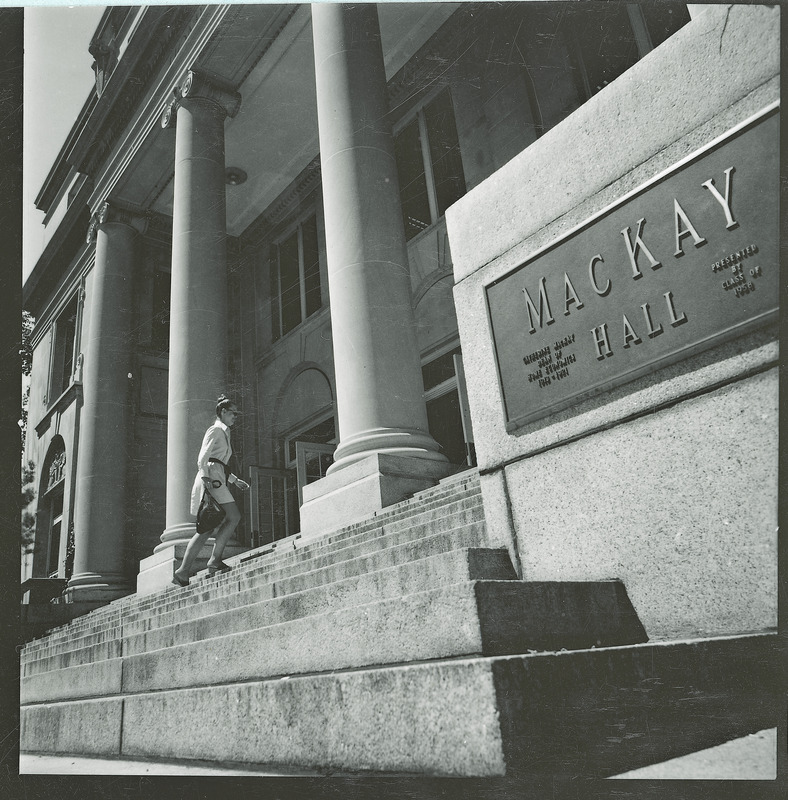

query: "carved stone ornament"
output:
178 68 242 119
160 87 181 130
47 449 66 491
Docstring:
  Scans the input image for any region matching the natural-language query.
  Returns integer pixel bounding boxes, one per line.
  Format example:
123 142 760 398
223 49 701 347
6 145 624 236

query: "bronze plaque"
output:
485 107 779 431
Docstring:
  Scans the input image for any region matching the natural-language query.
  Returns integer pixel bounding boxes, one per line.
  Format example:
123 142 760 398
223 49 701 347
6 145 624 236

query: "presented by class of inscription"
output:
485 106 779 431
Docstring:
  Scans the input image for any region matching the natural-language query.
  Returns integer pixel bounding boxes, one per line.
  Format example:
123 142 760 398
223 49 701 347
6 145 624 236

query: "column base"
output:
156 522 198 551
61 579 132 606
299 453 453 538
137 541 246 596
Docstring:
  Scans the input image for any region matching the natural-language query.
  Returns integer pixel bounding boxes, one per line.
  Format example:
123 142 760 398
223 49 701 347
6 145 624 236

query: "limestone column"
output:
68 203 145 602
158 69 241 549
301 3 449 534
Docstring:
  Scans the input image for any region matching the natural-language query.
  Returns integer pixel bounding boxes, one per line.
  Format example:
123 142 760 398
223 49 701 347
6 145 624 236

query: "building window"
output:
394 88 466 241
285 414 336 467
46 488 64 578
49 296 78 402
41 440 67 578
270 213 321 341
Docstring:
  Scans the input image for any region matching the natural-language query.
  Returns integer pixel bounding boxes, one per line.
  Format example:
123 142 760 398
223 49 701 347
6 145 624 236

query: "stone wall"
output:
447 4 779 639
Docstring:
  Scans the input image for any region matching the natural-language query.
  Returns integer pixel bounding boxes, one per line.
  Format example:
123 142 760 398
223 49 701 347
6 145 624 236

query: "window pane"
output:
304 451 332 484
47 519 62 576
395 118 431 240
279 231 301 336
55 298 78 396
302 215 321 318
287 416 336 463
422 345 461 392
424 89 466 217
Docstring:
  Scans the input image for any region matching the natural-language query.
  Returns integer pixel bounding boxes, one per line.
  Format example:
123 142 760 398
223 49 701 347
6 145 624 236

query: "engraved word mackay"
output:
485 105 779 431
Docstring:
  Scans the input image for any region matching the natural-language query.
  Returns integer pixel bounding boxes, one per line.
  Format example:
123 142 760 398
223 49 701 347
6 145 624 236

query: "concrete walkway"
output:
19 753 322 776
610 728 776 779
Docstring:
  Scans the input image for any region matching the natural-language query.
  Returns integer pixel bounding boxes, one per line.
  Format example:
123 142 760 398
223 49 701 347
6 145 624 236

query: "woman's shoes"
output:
171 573 189 587
207 560 231 576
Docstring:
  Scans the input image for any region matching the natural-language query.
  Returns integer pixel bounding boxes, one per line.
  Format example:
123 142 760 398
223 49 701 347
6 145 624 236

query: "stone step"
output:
197 489 484 589
120 488 482 625
23 536 498 673
123 547 515 654
20 633 778 777
124 512 487 633
22 604 123 654
22 519 489 672
22 490 484 657
237 479 482 566
21 474 483 653
23 579 646 704
22 501 486 667
222 503 485 591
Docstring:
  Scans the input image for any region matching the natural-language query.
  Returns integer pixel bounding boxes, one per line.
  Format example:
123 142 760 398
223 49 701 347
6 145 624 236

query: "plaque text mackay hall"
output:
485 107 779 431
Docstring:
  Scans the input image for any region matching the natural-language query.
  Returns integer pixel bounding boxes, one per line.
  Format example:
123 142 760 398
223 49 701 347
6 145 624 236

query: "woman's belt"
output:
208 458 230 477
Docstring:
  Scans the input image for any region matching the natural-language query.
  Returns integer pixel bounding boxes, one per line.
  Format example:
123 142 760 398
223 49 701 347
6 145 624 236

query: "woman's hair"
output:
216 394 235 417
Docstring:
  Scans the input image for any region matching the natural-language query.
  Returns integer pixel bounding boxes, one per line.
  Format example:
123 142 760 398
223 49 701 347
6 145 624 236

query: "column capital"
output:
178 68 241 121
87 202 149 243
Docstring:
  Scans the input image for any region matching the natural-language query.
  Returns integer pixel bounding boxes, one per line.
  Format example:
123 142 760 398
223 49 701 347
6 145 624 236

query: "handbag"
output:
196 490 225 533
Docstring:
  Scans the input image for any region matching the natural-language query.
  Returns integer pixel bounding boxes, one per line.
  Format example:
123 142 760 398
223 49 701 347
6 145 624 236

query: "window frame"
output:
282 408 336 470
393 85 466 241
270 210 322 342
45 290 83 407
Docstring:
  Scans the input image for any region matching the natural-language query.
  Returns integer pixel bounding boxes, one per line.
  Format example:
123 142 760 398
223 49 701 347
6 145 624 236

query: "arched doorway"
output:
249 366 336 545
38 437 68 578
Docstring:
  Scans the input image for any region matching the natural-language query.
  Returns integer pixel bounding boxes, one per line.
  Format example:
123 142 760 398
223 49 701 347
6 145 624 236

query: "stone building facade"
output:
20 3 779 777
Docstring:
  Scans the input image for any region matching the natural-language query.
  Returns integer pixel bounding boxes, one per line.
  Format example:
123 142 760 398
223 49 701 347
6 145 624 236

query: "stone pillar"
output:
300 3 450 535
158 69 240 549
137 70 241 594
68 203 145 603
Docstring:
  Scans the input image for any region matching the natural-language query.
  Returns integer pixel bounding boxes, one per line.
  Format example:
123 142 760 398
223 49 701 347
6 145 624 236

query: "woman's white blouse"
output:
190 421 237 516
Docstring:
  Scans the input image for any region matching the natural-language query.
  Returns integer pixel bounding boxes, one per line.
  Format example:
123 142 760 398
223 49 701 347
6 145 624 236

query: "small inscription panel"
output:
485 108 779 430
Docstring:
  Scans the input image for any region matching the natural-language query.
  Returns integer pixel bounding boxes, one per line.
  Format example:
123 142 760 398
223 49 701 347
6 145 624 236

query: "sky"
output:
23 4 106 282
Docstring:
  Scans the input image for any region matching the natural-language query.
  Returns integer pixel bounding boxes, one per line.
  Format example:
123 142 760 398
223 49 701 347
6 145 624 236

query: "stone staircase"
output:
20 470 779 777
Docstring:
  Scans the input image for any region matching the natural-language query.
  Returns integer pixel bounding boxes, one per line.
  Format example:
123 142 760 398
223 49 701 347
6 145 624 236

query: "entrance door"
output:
295 441 336 506
248 466 298 546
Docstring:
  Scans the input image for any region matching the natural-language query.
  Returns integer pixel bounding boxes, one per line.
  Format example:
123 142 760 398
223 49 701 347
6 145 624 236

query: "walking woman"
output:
173 394 249 586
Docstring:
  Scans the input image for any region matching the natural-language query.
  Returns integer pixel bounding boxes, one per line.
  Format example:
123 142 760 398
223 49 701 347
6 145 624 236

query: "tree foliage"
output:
21 459 36 555
21 310 34 376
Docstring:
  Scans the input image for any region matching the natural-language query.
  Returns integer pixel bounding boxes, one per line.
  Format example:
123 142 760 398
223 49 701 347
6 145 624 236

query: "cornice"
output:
76 6 197 182
34 93 98 214
24 174 94 314
240 155 322 250
88 4 233 216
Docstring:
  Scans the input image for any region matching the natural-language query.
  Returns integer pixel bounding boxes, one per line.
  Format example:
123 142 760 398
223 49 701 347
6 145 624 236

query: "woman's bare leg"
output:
174 528 213 581
207 501 242 566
